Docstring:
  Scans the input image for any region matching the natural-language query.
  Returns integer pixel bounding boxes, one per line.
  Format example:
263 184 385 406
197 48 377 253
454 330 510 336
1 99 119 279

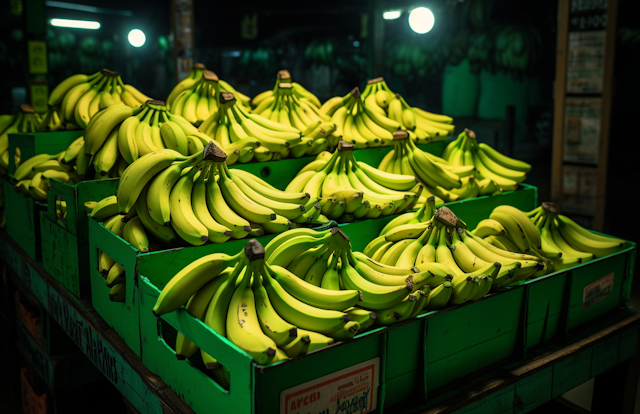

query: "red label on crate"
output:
582 272 614 310
280 358 379 414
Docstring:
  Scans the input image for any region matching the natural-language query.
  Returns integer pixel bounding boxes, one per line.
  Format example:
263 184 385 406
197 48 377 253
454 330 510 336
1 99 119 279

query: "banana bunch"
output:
0 104 42 173
252 82 335 152
362 78 455 142
364 206 545 297
84 100 219 177
286 141 422 223
318 87 402 149
376 131 483 203
49 69 151 130
470 203 621 276
166 63 251 110
37 106 65 132
167 70 227 126
198 92 307 163
91 141 311 248
266 227 438 325
12 147 84 202
471 204 555 278
493 25 542 79
10 132 132 203
251 70 322 110
442 129 531 192
151 237 359 386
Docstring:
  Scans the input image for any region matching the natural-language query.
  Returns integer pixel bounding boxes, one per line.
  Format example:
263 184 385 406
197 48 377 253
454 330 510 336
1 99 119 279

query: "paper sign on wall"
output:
280 358 379 414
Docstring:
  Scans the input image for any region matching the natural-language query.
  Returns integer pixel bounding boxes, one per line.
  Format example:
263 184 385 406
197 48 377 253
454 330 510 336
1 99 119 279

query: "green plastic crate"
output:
8 131 85 176
138 271 392 414
230 141 449 190
3 176 46 261
136 236 635 414
524 235 636 351
41 178 119 298
88 217 280 356
4 131 85 261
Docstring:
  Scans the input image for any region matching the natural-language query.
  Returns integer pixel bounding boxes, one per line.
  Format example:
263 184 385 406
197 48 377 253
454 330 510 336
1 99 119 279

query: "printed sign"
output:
28 41 48 74
566 31 606 94
583 272 614 310
563 97 601 164
280 358 379 414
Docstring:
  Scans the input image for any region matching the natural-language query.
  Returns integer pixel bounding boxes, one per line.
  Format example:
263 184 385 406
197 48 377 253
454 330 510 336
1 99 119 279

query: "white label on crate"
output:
280 357 379 414
582 272 614 310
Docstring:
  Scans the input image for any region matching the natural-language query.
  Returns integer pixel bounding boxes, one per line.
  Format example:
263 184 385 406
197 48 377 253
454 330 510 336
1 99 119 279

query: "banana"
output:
384 222 431 242
14 153 60 181
556 214 624 257
153 251 243 316
345 307 377 332
205 173 252 239
123 217 149 252
287 245 328 278
375 295 418 326
135 186 179 246
95 127 120 176
90 195 119 221
351 251 419 275
201 260 247 369
175 275 228 359
449 228 492 273
261 265 349 335
472 219 507 238
85 105 137 156
264 226 337 259
268 264 361 311
549 218 594 263
169 166 209 245
61 76 101 123
61 137 86 165
356 161 416 191
268 232 334 268
217 164 276 224
109 283 126 302
340 253 412 310
253 277 298 347
425 281 453 310
473 151 518 191
280 334 311 358
146 157 197 225
191 168 232 243
490 210 530 252
223 166 305 220
463 231 540 262
117 148 196 214
226 264 277 365
296 329 335 353
396 226 433 268
261 214 292 234
477 142 531 172
48 72 98 106
160 120 190 156
320 252 341 291
304 249 334 287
